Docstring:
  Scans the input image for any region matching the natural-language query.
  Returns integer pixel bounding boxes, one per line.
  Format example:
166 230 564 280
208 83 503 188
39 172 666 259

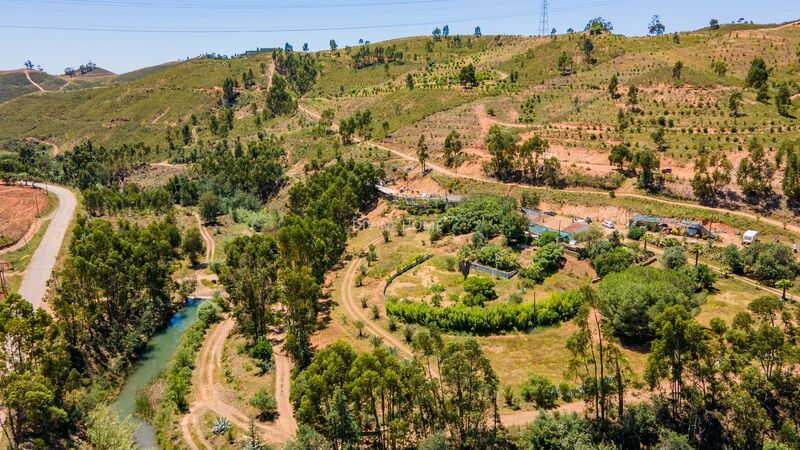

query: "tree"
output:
302 43 310 52
265 74 297 118
645 305 706 416
691 147 732 201
746 58 769 89
432 27 442 41
627 85 639 111
182 227 206 266
709 18 720 29
774 279 792 301
416 135 430 174
326 388 359 449
474 26 482 36
284 42 294 52
224 237 279 343
648 15 666 36
443 130 463 168
484 125 518 179
651 127 667 150
578 35 595 64
459 64 477 87
775 84 791 117
406 73 414 90
519 135 548 182
558 52 571 74
85 404 137 450
198 191 220 224
729 91 743 117
585 17 613 35
23 60 34 70
608 74 619 98
609 143 632 170
279 267 321 368
631 149 660 189
64 67 76 77
781 142 800 204
672 61 683 80
599 266 697 341
329 39 338 51
442 25 450 37
737 139 776 200
222 77 237 106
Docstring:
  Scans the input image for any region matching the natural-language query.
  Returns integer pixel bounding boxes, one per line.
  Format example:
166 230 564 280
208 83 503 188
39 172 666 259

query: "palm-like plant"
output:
776 279 793 301
690 243 704 267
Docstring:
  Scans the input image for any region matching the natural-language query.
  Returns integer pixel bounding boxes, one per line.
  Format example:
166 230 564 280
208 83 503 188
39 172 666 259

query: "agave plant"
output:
211 416 231 435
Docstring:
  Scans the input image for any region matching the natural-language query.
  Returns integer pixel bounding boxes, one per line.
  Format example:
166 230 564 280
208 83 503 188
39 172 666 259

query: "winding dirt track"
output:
179 318 296 448
24 70 45 92
193 213 215 262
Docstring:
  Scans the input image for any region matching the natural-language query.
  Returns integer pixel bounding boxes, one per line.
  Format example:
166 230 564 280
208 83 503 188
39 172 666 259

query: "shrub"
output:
627 226 646 241
521 243 563 283
520 374 559 409
435 195 517 236
462 276 498 306
661 246 687 269
248 337 274 374
250 388 278 420
475 245 520 271
386 291 582 334
592 246 634 277
198 300 222 324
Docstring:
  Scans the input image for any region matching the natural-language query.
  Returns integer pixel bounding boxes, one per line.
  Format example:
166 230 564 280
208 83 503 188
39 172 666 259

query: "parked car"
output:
661 168 673 174
601 220 615 229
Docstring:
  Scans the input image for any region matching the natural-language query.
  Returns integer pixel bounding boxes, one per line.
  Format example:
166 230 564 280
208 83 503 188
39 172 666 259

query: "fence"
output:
383 254 434 296
469 263 518 279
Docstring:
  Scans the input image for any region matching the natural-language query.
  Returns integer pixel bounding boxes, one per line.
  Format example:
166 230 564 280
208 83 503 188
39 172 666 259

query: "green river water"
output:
112 300 200 449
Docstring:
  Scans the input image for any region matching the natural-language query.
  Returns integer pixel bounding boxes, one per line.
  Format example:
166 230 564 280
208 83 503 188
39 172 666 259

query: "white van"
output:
743 230 759 245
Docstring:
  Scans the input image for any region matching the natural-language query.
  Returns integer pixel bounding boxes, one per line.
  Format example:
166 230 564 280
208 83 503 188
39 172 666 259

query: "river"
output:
112 300 201 449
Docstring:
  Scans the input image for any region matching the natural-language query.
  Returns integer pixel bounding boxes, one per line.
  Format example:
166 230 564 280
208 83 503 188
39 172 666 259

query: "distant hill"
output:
0 22 797 157
0 70 66 103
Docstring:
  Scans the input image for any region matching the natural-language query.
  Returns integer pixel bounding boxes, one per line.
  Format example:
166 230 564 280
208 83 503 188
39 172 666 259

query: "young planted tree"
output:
672 61 684 80
775 84 792 117
417 135 430 174
443 130 463 168
728 91 743 117
608 74 619 98
578 35 595 64
459 64 477 87
627 85 640 112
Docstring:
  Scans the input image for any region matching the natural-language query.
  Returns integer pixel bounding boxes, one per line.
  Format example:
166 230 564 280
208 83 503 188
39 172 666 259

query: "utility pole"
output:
538 0 550 37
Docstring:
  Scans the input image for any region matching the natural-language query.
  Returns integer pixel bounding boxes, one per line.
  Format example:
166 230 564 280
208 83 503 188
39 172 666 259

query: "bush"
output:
386 291 583 334
462 276 498 306
592 246 634 277
599 266 699 341
250 388 278 420
248 337 274 374
627 226 646 241
527 412 594 449
475 245 520 271
435 195 517 236
198 300 222 324
520 374 559 409
661 246 687 269
521 243 563 283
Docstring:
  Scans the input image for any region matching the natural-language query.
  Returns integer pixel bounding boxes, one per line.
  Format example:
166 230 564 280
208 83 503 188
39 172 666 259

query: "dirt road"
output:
24 70 45 92
180 318 295 448
18 184 76 309
339 239 413 357
194 213 215 262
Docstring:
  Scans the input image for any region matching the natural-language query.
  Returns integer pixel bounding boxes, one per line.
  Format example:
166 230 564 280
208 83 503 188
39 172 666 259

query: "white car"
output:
601 220 615 229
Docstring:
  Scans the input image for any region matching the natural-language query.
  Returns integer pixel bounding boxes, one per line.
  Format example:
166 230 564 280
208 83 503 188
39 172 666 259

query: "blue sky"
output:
2 0 798 73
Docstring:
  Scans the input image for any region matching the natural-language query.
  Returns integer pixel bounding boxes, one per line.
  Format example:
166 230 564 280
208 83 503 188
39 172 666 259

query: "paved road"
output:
18 184 77 309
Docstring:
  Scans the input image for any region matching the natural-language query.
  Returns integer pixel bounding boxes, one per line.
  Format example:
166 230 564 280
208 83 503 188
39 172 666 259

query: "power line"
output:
0 12 537 34
4 0 458 10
